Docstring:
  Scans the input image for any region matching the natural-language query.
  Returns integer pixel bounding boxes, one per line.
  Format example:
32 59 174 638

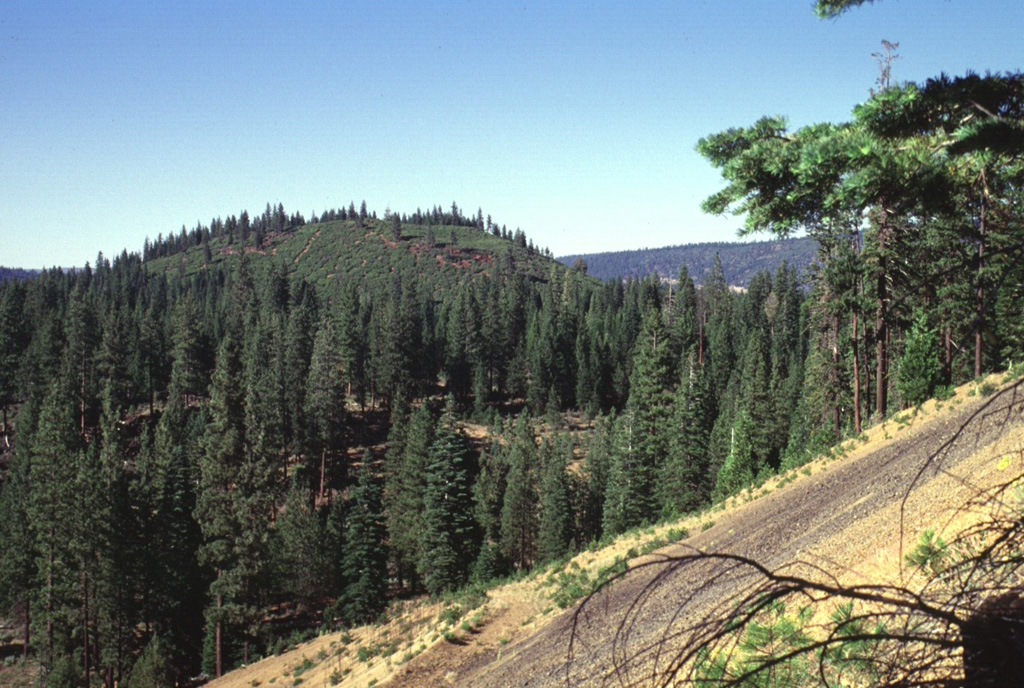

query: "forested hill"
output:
558 236 816 287
2 154 1023 685
142 203 558 297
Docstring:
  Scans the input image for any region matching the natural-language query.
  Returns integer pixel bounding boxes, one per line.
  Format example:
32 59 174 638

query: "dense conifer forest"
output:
1 66 1024 687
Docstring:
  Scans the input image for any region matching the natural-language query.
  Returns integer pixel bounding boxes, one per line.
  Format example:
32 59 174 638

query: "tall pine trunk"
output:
852 312 861 435
975 185 987 378
82 570 90 684
832 315 841 437
875 221 890 420
215 574 223 678
22 603 30 660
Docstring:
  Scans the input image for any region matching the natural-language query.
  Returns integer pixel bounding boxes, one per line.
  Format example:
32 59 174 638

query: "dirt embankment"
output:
385 379 1024 688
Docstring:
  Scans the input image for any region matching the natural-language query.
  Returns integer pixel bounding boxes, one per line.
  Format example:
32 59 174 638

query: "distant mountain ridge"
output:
558 236 817 287
0 266 41 282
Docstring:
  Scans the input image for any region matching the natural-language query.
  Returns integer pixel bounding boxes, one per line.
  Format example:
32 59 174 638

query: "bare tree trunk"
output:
82 571 91 684
852 312 862 435
216 574 223 678
698 312 705 366
945 328 953 386
975 187 986 378
875 222 890 420
320 450 327 501
46 539 54 667
23 603 30 660
833 315 841 438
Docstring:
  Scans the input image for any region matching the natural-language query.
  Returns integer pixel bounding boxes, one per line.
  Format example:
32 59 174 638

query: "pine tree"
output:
897 311 941 407
714 410 759 500
607 308 674 530
500 415 538 570
384 402 433 589
27 380 83 676
658 355 713 516
418 397 477 594
272 480 330 604
305 316 346 498
194 333 246 677
0 399 36 659
537 434 574 563
340 453 388 624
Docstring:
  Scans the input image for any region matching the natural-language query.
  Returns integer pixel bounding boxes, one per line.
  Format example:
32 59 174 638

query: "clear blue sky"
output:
2 0 1022 268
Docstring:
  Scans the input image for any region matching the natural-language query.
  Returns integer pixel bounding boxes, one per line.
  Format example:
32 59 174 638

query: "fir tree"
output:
305 316 346 498
500 415 538 570
340 453 388 624
125 634 174 688
418 397 477 594
0 399 36 659
578 411 614 544
473 430 508 547
602 409 644 536
658 355 713 516
536 434 574 563
272 479 330 604
714 410 759 500
27 380 83 676
384 402 433 589
607 308 674 530
897 311 941 407
194 333 246 678
167 294 207 405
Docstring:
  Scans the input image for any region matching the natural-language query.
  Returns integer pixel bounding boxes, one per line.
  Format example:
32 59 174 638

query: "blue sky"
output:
2 0 1022 268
